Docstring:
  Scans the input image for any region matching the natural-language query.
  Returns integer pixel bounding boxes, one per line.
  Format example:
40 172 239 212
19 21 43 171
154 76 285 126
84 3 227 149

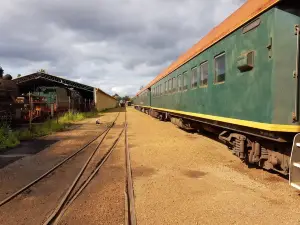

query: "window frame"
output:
168 79 172 93
199 61 209 87
172 77 177 92
191 67 198 89
214 52 226 84
242 18 261 34
183 71 188 91
164 81 168 94
177 74 182 91
160 84 162 96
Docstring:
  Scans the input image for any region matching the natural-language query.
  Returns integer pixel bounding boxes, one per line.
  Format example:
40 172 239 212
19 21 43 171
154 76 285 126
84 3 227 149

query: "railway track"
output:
0 109 137 225
125 109 137 225
0 112 120 208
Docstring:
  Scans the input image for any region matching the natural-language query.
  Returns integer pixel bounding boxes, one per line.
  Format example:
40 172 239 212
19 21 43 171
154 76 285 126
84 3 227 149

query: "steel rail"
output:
0 112 120 207
43 111 121 224
125 109 137 225
52 125 126 225
42 122 117 225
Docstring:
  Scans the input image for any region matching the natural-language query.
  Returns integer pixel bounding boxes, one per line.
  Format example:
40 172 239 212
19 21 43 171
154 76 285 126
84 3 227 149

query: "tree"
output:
17 74 21 78
0 66 3 77
123 96 130 101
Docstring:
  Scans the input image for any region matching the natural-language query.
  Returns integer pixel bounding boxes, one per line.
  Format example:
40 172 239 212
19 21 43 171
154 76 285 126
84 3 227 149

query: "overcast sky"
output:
1 0 245 96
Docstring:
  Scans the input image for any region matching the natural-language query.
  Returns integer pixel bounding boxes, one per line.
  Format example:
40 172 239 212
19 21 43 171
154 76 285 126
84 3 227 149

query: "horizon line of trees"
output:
113 94 131 102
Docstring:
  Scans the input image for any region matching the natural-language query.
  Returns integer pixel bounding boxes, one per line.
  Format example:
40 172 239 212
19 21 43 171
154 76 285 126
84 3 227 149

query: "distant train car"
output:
34 86 84 115
133 88 151 113
133 1 300 190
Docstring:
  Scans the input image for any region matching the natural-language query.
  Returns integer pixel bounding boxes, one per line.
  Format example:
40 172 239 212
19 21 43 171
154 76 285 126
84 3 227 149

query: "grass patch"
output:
0 110 101 150
0 127 20 149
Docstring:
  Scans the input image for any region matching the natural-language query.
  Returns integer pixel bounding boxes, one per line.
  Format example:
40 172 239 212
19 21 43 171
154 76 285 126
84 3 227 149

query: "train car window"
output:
172 77 177 92
191 67 198 88
165 81 168 94
214 53 225 83
183 72 188 90
199 61 208 87
168 79 172 93
159 85 160 95
177 75 182 91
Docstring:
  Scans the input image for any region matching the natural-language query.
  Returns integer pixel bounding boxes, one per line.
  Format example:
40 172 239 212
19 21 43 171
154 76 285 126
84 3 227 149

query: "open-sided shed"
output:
14 72 94 100
14 72 117 111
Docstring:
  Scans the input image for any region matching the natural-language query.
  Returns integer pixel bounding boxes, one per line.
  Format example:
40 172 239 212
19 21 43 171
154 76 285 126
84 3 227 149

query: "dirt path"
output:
0 108 126 225
127 107 300 225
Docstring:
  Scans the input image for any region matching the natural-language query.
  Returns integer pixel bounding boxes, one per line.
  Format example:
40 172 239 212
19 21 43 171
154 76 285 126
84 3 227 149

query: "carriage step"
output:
290 134 300 190
291 182 300 190
293 162 300 168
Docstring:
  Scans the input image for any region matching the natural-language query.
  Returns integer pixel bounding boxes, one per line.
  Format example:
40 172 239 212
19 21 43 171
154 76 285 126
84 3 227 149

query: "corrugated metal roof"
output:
14 72 115 100
14 72 94 91
136 0 280 96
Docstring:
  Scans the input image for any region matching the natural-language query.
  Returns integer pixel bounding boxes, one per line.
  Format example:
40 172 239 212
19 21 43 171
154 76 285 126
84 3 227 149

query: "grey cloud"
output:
0 0 245 96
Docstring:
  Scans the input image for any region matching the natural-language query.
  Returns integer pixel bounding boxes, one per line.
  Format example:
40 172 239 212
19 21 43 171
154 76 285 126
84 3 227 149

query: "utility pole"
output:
29 92 32 131
68 96 71 113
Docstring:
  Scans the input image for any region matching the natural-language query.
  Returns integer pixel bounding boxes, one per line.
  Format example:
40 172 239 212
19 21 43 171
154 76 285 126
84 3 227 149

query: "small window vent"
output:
237 51 254 72
243 18 260 34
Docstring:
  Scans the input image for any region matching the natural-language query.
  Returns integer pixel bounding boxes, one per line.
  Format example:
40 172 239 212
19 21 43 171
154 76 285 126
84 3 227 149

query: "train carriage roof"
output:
136 0 280 96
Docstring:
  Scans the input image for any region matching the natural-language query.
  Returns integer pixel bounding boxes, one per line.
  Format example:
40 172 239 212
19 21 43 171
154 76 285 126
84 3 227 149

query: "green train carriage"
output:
133 89 151 113
134 0 300 190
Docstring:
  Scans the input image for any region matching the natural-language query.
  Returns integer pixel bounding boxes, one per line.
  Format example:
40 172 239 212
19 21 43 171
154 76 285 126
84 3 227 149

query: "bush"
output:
0 127 20 150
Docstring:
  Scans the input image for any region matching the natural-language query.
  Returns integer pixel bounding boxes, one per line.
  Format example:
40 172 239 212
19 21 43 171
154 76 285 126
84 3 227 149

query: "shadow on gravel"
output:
182 169 207 178
103 107 127 113
0 139 59 169
133 166 156 177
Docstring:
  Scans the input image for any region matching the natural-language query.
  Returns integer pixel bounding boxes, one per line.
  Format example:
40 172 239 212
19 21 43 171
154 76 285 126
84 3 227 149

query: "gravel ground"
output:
0 109 122 225
57 109 126 225
127 107 300 225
